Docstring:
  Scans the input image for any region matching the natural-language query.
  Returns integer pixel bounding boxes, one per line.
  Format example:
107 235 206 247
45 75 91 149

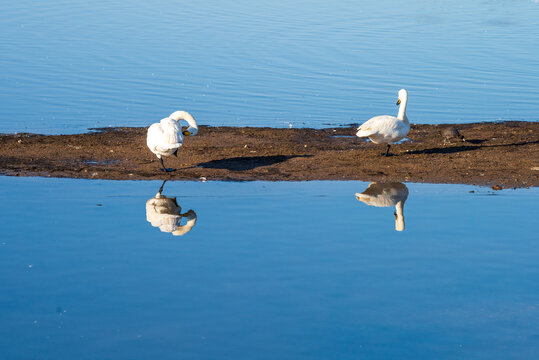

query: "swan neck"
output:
397 97 408 121
395 201 405 231
169 111 198 134
172 212 197 236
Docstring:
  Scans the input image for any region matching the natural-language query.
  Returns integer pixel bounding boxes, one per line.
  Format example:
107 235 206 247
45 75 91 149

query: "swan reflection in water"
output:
146 180 197 236
355 182 409 231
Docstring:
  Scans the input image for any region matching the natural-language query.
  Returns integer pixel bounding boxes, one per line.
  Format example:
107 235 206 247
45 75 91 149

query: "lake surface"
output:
1 0 539 134
0 176 537 359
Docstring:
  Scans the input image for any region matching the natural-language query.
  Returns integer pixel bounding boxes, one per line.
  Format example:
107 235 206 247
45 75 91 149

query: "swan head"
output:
183 128 198 137
396 89 408 105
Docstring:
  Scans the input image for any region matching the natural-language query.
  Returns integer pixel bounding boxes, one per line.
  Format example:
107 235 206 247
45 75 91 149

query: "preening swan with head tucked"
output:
356 89 410 156
146 180 198 236
147 111 198 172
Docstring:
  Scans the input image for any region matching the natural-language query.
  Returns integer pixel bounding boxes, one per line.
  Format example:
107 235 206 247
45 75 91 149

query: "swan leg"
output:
384 144 391 156
158 179 167 194
158 157 175 172
159 157 166 171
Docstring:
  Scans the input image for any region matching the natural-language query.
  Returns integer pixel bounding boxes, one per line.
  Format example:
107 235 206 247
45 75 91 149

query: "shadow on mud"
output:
407 140 538 155
197 155 312 171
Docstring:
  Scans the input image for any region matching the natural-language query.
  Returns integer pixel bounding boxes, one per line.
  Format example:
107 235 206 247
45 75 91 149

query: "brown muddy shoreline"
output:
1 122 538 188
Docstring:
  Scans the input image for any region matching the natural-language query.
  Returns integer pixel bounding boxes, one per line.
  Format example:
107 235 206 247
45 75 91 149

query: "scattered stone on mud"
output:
0 121 538 187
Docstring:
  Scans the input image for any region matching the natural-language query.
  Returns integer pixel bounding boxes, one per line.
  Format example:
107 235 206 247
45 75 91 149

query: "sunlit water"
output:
0 176 537 359
1 0 539 134
1 1 538 357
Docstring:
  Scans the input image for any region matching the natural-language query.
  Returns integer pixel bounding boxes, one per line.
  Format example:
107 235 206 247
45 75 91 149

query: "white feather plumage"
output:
355 182 409 231
146 181 198 236
147 111 198 171
356 89 410 155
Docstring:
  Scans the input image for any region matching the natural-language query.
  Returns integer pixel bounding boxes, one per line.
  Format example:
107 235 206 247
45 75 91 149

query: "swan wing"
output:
147 119 183 155
355 183 409 207
159 118 183 146
356 115 397 137
146 198 183 232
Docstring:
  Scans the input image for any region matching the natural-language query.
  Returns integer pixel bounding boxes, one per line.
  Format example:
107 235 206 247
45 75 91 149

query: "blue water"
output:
0 176 537 359
2 1 539 356
1 0 539 134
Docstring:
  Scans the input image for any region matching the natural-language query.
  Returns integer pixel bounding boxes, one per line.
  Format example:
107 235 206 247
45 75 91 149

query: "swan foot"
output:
158 158 175 172
159 167 176 172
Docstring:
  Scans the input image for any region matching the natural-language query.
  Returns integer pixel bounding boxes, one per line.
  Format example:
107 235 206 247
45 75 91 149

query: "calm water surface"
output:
0 176 537 359
1 1 539 133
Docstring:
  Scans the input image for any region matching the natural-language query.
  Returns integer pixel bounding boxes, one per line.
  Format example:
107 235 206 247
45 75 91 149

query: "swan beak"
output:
396 99 401 105
182 130 191 136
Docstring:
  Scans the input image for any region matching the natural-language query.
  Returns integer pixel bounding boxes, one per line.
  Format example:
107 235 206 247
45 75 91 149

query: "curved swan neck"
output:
172 220 196 236
169 111 198 135
172 211 197 236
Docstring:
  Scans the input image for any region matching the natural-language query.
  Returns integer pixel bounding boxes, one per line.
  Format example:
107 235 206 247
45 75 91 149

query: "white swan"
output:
356 89 410 156
147 111 198 172
146 180 198 236
355 182 409 231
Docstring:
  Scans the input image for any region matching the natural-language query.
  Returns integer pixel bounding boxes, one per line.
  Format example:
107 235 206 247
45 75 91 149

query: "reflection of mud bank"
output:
0 122 537 187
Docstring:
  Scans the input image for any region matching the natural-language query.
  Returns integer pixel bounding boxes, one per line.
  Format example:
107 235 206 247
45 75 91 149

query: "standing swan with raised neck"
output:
356 89 410 156
355 182 409 232
146 111 198 172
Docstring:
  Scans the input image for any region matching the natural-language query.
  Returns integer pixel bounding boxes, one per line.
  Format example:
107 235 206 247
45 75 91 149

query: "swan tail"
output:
356 127 375 138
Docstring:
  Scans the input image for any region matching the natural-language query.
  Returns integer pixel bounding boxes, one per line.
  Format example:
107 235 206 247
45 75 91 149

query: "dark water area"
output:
0 177 537 359
1 1 539 133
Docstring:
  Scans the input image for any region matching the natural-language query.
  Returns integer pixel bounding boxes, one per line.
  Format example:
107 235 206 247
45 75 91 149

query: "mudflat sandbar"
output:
1 122 537 188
